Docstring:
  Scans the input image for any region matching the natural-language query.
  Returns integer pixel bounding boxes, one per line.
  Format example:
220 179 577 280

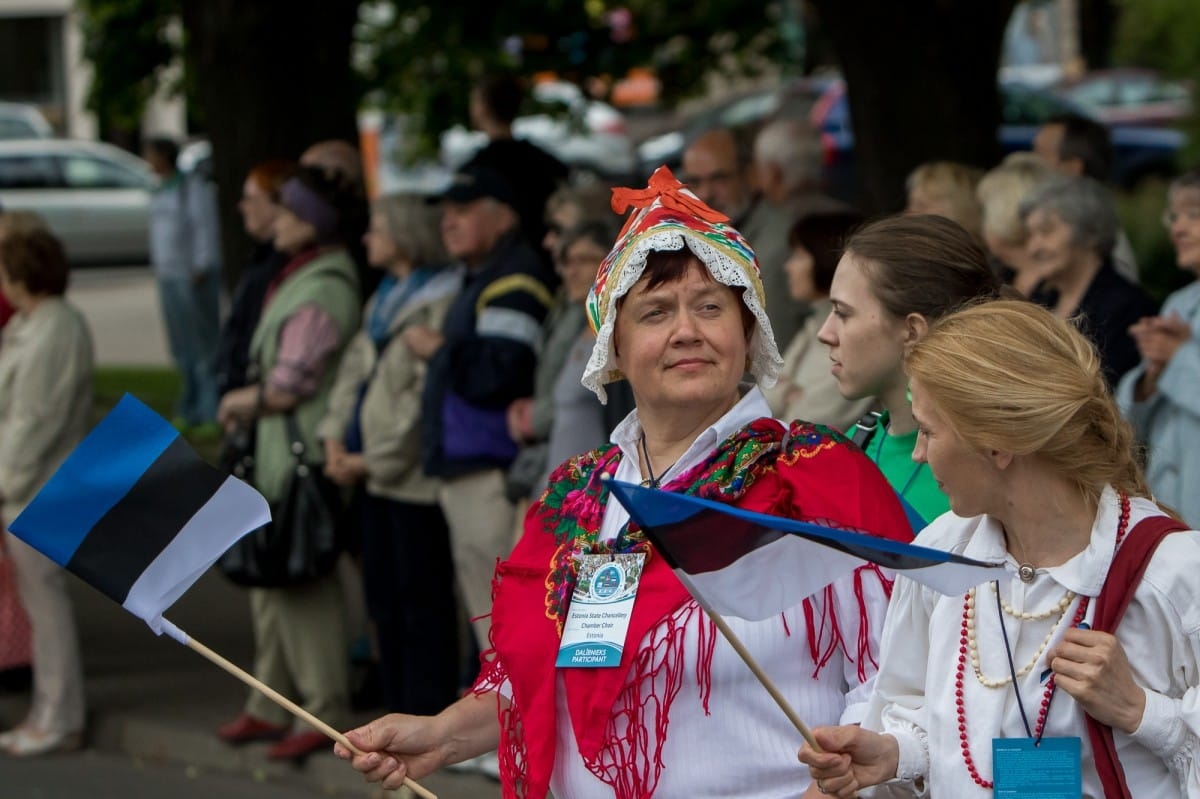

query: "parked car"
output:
0 139 157 264
0 101 54 140
1055 68 1193 128
637 76 1185 201
998 80 1184 186
440 80 638 181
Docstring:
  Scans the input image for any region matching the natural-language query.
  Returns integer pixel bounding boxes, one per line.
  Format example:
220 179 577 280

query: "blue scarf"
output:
366 267 436 348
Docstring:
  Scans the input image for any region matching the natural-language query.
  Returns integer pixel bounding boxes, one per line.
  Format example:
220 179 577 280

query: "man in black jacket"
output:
408 165 556 651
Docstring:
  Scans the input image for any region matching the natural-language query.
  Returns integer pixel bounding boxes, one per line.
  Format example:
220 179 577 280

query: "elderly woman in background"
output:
335 167 913 797
1117 169 1200 529
763 209 871 432
316 194 463 715
215 159 294 480
540 182 613 263
215 164 362 761
506 186 625 505
801 300 1200 798
0 225 93 756
905 161 985 239
1023 175 1158 386
537 218 633 485
0 211 46 334
976 151 1055 295
216 159 295 399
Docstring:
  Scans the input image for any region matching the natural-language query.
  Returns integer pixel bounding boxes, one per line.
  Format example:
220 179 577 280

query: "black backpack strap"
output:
849 410 882 450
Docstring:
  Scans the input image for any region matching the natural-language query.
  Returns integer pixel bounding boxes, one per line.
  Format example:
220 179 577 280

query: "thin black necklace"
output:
639 432 678 488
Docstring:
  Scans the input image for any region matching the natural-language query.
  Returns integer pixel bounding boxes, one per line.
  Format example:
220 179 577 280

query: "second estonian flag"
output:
9 394 270 638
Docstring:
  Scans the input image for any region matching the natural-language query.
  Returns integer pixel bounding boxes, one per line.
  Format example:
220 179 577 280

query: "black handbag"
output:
217 424 256 481
218 414 345 588
504 441 549 502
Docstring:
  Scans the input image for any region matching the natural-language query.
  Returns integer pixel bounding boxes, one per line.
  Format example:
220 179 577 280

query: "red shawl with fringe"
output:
476 417 913 799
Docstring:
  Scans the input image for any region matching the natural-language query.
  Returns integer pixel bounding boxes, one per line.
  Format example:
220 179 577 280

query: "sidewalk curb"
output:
84 707 493 798
88 712 374 797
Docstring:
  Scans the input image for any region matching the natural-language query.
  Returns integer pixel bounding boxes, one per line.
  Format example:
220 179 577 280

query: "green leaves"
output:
354 0 790 147
79 0 179 133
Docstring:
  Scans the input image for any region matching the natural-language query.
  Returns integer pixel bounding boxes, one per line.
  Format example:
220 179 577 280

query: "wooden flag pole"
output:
702 607 823 753
653 554 823 751
184 634 438 799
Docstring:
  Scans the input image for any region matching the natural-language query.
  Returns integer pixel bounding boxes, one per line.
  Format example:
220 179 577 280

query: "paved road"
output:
0 748 337 799
67 266 169 367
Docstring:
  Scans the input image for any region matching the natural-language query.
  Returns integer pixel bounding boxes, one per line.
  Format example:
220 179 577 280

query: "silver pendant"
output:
1017 563 1037 583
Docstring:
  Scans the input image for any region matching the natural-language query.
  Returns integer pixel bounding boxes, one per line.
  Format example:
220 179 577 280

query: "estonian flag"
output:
9 394 270 643
606 479 1005 621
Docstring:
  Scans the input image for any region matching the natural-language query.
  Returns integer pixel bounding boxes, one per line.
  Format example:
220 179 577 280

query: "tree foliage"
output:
78 0 178 138
1114 0 1200 165
75 0 1026 256
355 0 793 156
1114 0 1200 76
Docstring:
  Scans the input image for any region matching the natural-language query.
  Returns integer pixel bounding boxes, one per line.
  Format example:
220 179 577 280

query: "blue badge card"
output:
992 737 1082 798
556 553 645 668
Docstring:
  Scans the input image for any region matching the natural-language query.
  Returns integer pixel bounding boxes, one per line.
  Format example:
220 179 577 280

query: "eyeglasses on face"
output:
1162 206 1200 228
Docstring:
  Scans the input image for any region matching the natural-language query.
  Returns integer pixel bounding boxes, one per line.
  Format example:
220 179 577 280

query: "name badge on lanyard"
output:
556 552 645 668
992 737 1082 798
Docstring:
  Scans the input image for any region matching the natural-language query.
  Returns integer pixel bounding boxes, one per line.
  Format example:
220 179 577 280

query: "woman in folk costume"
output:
336 167 914 797
800 300 1200 799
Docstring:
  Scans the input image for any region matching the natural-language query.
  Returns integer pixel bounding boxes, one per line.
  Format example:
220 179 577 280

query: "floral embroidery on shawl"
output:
476 416 907 799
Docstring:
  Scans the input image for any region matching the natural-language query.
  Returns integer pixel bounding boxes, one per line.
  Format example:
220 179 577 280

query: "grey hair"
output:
372 193 448 266
560 217 622 254
545 181 612 222
753 119 824 191
1018 175 1119 257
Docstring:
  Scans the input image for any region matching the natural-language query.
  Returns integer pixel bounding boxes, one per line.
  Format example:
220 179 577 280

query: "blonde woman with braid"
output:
800 300 1200 799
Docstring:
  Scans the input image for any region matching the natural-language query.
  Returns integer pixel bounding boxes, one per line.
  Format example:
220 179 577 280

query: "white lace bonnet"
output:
581 166 783 403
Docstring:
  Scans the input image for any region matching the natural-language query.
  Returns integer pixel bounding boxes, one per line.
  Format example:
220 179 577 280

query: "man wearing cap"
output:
407 165 557 656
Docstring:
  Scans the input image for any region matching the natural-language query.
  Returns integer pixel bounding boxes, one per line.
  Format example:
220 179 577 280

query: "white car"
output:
440 80 637 180
0 139 157 265
0 102 54 140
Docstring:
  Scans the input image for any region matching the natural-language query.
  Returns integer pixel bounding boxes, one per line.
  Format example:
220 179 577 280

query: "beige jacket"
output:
0 297 94 521
317 269 460 503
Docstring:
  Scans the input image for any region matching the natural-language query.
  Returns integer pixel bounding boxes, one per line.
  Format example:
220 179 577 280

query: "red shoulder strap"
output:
1087 513 1188 799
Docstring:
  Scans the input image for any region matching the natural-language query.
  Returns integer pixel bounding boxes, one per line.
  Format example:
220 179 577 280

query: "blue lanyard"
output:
871 426 925 498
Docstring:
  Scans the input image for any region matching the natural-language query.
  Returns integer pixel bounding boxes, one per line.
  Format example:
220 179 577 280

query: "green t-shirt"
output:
864 412 950 528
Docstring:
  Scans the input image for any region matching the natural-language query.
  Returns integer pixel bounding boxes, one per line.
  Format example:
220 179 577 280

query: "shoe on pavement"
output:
3 728 82 757
216 714 289 745
265 730 330 762
0 727 22 749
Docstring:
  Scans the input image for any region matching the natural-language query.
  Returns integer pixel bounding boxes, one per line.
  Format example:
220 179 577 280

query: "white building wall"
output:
0 0 184 141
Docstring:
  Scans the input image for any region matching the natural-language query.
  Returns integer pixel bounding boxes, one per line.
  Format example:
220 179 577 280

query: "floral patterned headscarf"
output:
582 166 783 403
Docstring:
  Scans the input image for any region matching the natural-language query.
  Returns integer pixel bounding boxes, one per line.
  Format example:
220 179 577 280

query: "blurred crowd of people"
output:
0 70 1198 799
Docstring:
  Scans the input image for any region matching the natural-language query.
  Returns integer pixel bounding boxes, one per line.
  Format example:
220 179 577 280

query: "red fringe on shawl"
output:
477 418 911 798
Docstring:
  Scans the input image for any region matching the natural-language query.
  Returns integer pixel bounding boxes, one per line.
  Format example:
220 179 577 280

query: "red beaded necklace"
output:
954 493 1131 789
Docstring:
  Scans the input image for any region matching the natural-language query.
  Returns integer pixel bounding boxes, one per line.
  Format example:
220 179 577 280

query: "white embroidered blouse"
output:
864 486 1200 798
